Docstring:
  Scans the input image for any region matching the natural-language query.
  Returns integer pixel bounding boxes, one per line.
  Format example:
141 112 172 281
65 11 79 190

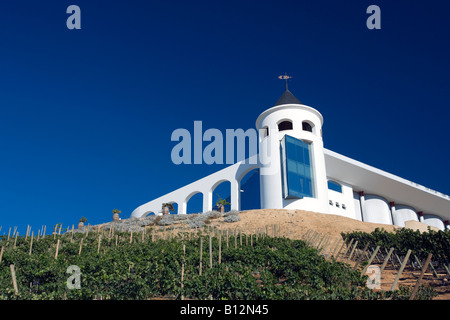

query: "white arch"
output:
423 214 445 231
209 179 231 211
130 155 259 218
184 191 204 214
392 204 418 227
362 194 393 225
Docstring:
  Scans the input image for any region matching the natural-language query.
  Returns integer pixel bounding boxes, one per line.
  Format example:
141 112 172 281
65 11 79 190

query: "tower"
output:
255 89 329 214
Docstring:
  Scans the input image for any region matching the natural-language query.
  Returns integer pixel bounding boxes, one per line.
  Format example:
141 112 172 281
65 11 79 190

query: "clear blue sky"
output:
0 0 449 234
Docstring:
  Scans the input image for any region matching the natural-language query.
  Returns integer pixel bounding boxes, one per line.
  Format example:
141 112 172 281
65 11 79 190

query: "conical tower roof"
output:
273 89 302 106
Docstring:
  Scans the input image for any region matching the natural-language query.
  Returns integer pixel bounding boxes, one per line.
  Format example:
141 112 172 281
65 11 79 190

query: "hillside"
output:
3 209 445 300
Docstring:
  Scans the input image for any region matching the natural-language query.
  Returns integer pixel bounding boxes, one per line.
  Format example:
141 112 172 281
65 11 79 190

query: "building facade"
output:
131 89 450 231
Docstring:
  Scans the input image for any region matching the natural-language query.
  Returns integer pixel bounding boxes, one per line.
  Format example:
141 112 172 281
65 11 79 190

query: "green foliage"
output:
215 194 230 208
341 227 450 265
0 229 438 300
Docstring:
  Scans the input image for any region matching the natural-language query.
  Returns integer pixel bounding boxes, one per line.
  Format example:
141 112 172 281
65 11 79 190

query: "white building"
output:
131 89 450 231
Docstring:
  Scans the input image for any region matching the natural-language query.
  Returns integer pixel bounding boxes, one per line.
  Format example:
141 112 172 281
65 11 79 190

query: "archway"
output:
169 202 179 215
212 180 231 212
186 192 204 214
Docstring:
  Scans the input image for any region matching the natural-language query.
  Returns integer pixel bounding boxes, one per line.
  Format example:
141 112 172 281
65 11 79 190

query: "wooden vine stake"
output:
181 244 185 300
97 234 102 254
78 238 84 255
29 231 34 256
13 232 19 249
218 230 222 264
334 240 346 260
341 238 354 258
410 253 433 300
10 264 18 295
226 230 229 248
380 247 395 273
360 246 380 276
55 239 60 260
209 234 213 269
199 237 203 276
70 225 74 243
0 247 4 264
347 241 359 261
390 249 412 291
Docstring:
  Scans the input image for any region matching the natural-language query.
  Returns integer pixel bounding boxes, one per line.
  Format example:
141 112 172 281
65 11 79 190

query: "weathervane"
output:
278 73 292 90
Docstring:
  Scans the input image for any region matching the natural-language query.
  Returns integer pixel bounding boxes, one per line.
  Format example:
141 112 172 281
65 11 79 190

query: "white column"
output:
230 179 240 211
203 191 212 212
359 191 365 221
179 200 187 215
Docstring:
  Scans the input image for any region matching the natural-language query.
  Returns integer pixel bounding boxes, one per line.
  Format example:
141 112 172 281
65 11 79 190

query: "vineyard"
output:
0 215 442 300
340 227 450 294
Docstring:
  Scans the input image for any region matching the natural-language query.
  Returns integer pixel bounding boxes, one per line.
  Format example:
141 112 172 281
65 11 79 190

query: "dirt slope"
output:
208 209 449 300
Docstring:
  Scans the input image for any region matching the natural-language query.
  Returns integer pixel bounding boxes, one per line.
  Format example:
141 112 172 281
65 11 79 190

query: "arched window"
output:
278 120 293 131
302 121 313 132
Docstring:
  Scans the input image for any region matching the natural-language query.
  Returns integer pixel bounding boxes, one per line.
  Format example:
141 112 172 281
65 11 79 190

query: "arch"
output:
161 201 179 214
393 204 418 227
211 180 231 212
169 202 179 215
277 119 293 132
239 168 261 211
362 194 393 225
185 191 204 214
423 214 445 231
143 211 156 217
302 121 314 133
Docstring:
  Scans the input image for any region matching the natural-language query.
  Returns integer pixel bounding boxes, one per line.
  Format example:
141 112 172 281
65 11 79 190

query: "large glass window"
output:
280 135 314 199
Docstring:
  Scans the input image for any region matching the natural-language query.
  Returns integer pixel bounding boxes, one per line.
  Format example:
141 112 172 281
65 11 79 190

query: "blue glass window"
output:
280 135 314 199
327 180 342 193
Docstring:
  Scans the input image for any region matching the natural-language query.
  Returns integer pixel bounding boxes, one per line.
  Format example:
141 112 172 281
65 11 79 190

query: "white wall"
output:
393 205 418 227
256 103 329 214
362 194 393 225
327 181 357 220
423 214 445 231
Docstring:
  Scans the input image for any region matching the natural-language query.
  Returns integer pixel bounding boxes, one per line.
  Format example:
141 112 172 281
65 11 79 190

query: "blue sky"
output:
0 0 449 234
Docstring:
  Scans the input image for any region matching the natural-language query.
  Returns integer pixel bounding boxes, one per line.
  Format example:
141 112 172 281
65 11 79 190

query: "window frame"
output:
280 134 315 199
